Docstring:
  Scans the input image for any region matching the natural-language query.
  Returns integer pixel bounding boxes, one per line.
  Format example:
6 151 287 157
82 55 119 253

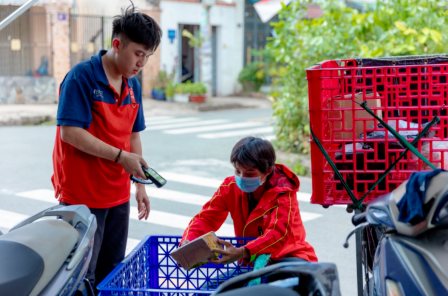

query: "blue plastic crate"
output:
98 235 255 296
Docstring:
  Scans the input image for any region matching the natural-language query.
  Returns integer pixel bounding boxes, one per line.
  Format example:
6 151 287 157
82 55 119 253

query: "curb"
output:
0 114 56 126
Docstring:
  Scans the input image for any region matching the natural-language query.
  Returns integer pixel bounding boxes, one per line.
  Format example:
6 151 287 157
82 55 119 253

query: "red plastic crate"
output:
306 57 448 206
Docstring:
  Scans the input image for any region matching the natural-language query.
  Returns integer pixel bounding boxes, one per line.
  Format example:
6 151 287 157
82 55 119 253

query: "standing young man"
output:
51 4 162 293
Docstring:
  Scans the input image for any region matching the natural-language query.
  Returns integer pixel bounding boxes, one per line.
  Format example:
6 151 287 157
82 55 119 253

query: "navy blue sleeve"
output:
132 82 146 132
57 79 92 129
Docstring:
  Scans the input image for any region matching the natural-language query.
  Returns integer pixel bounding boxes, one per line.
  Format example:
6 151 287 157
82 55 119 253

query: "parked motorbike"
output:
0 205 97 296
345 172 448 296
212 261 341 296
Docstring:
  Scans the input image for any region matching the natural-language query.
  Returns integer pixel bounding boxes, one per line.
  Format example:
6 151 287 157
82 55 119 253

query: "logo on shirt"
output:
130 88 136 108
93 89 103 98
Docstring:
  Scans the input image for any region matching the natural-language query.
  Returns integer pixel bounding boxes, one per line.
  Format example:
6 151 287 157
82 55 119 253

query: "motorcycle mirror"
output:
343 222 369 248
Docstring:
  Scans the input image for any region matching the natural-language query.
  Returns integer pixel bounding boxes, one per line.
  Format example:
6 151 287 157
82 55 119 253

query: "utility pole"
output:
200 0 214 101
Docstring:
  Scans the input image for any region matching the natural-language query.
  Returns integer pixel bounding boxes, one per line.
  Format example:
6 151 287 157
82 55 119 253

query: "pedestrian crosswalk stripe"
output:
197 127 274 139
264 135 276 141
0 208 141 257
130 209 234 236
145 119 229 131
301 212 322 222
14 188 339 208
13 188 314 206
16 189 58 203
125 238 141 255
164 122 263 135
160 172 222 188
14 189 234 235
0 209 28 229
297 192 311 203
131 187 210 206
145 116 174 122
146 117 199 126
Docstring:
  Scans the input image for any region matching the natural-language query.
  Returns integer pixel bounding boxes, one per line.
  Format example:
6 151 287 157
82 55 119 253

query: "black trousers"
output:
60 201 130 295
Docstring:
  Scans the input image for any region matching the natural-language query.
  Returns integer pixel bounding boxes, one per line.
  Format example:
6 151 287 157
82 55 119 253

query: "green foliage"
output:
267 0 448 154
174 81 206 94
152 68 176 92
237 62 266 91
174 82 188 94
182 29 204 48
166 80 176 98
153 68 175 91
189 82 207 95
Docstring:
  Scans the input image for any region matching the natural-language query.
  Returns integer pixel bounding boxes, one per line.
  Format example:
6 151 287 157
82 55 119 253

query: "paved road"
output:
0 108 356 295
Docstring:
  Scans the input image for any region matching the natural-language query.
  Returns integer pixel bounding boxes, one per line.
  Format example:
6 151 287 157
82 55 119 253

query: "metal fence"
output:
0 5 52 76
69 14 113 67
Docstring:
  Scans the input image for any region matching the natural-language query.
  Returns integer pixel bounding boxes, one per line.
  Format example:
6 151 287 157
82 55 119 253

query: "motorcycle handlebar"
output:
352 212 367 226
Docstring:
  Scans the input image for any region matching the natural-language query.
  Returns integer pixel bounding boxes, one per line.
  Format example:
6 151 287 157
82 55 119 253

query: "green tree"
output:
268 0 448 154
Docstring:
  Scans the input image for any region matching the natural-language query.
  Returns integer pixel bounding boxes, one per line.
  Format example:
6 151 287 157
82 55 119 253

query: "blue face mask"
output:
235 175 265 193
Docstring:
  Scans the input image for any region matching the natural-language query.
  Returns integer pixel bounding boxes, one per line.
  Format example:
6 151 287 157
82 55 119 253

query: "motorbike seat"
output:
0 219 79 296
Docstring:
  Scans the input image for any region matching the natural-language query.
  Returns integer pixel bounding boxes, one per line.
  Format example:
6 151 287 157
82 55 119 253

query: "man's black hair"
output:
230 137 276 174
112 1 162 52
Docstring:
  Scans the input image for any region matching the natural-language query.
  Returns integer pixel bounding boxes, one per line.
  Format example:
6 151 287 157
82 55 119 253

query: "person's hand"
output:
135 185 150 220
209 239 245 265
118 151 148 179
180 239 190 246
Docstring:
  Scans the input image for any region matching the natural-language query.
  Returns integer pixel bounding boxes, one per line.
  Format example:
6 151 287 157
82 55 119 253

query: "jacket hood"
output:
267 164 300 193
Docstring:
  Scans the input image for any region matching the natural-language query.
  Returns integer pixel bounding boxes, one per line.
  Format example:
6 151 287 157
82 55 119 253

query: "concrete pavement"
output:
0 96 272 126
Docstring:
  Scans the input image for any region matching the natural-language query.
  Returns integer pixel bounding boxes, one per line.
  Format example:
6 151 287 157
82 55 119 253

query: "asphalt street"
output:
0 107 357 296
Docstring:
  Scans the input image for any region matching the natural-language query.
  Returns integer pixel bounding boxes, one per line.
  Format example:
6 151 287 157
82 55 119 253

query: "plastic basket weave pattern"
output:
306 57 448 206
98 236 255 296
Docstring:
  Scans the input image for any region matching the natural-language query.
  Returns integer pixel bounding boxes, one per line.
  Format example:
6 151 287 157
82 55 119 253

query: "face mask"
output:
235 175 265 193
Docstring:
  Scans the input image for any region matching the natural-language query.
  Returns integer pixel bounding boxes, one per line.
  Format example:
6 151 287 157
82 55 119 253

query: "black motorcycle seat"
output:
217 285 299 296
0 240 44 296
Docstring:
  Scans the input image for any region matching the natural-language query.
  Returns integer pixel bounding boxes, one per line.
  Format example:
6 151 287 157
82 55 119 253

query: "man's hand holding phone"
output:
118 151 148 179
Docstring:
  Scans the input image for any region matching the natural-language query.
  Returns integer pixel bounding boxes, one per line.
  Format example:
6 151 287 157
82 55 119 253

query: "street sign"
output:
58 13 67 21
168 30 176 44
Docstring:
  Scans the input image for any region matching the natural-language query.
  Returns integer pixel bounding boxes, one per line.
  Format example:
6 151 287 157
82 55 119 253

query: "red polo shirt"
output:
51 50 146 208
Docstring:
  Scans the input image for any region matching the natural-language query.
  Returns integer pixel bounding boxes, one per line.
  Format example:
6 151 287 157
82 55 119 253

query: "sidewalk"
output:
0 96 272 126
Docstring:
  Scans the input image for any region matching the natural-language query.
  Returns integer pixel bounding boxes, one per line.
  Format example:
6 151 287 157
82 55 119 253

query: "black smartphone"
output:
141 165 167 188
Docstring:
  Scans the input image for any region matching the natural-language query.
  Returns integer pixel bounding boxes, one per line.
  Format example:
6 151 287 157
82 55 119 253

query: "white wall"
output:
73 0 148 16
160 0 243 96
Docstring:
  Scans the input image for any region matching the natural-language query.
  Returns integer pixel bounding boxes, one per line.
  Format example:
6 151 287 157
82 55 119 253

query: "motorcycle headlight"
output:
369 208 395 228
386 279 403 296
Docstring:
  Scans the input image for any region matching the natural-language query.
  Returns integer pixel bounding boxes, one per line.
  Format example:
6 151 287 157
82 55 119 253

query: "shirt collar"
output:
91 50 109 85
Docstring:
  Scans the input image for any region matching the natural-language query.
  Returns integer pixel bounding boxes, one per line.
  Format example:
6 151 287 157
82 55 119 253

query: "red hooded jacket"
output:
181 164 317 263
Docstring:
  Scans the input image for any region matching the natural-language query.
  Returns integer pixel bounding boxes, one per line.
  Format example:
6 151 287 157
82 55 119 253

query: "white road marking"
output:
16 189 58 203
0 209 28 229
164 122 263 134
12 188 322 238
14 189 342 207
125 238 141 255
130 209 234 237
160 172 222 188
144 116 174 122
131 187 210 206
198 127 274 139
146 117 200 126
14 189 234 235
301 212 322 222
297 192 312 203
146 119 230 131
0 208 141 256
264 135 276 141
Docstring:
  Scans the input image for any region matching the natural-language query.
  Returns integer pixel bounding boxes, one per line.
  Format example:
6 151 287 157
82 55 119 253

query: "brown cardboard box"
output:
329 92 382 140
170 232 223 270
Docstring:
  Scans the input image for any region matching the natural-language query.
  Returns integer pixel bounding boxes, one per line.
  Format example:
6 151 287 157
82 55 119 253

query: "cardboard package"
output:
170 232 223 270
328 92 382 140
